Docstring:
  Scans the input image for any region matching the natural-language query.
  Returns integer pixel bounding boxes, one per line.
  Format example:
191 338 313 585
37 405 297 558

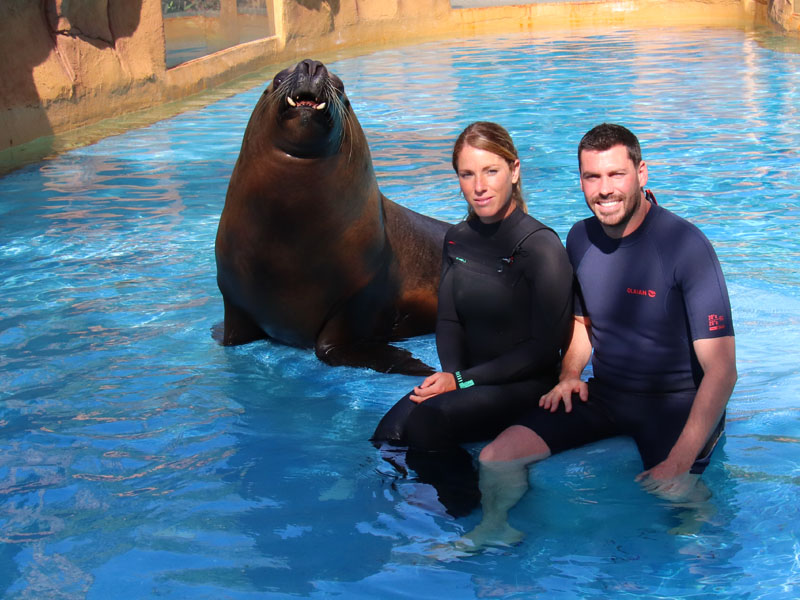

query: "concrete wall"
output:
0 0 795 171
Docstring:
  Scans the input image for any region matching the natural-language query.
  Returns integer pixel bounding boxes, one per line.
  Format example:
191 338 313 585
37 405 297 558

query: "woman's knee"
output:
479 425 551 464
371 394 417 443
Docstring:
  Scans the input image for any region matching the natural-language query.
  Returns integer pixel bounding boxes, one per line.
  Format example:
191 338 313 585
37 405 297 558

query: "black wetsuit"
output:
516 201 734 473
372 209 573 513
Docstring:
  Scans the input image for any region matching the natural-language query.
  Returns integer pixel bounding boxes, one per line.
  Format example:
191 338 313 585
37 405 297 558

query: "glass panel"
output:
162 0 273 68
162 0 221 15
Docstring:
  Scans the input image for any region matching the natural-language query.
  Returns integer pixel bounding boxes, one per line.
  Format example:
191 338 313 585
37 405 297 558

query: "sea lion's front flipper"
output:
215 297 267 346
316 341 434 376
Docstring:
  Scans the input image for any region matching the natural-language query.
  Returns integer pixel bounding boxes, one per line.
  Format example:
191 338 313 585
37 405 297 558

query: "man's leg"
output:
460 425 551 548
461 386 617 549
624 390 724 503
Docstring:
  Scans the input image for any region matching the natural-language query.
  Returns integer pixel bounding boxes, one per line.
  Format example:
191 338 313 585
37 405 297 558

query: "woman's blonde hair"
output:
451 121 527 220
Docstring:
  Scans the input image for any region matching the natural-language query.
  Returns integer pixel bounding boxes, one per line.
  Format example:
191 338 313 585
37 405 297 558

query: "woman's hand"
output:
409 372 457 404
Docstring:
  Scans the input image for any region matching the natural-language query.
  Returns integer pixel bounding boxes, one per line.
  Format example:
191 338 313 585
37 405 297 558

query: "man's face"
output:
579 145 648 238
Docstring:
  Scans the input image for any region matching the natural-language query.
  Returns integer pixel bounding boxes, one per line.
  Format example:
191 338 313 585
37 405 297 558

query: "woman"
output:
372 122 573 516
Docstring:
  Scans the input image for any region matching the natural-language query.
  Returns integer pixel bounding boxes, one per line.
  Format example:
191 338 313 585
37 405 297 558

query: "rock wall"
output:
0 0 165 153
0 0 795 165
769 0 800 33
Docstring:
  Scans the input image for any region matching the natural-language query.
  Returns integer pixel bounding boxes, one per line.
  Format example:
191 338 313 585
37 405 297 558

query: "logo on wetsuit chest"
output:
626 287 657 298
448 241 517 273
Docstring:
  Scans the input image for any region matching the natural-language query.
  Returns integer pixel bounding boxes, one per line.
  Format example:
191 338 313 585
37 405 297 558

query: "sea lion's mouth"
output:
270 60 346 120
286 94 327 111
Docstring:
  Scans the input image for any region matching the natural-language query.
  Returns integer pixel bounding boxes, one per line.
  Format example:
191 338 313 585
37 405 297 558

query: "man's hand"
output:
636 459 705 502
539 378 588 413
409 372 457 404
539 314 593 413
637 336 736 502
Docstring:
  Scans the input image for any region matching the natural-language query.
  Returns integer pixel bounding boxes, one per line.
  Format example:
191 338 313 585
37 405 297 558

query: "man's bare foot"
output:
458 520 525 551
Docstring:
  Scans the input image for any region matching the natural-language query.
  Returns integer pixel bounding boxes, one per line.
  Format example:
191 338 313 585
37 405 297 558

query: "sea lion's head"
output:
264 59 352 158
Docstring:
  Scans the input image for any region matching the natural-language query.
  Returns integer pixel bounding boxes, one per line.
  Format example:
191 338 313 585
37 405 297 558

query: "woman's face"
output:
456 144 520 224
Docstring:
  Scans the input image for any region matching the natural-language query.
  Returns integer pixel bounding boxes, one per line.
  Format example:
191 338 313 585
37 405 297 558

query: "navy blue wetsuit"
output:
373 208 573 451
516 201 734 473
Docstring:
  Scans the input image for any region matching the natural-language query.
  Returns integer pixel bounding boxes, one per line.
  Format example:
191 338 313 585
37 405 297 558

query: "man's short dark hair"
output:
578 123 642 168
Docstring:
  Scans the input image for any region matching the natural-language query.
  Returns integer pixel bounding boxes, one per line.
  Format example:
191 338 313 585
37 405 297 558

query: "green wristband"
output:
454 371 475 389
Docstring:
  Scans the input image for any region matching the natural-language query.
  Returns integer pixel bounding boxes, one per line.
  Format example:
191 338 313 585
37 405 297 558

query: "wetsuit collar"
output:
588 200 662 250
615 200 661 246
469 206 525 239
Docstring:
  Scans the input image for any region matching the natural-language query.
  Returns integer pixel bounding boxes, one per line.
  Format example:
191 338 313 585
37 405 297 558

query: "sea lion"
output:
214 59 450 375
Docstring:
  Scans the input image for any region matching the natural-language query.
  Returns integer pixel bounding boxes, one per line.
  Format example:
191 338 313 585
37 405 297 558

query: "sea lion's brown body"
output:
214 59 449 374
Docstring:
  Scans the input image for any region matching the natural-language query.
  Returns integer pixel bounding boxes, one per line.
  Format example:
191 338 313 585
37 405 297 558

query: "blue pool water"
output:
2 27 799 599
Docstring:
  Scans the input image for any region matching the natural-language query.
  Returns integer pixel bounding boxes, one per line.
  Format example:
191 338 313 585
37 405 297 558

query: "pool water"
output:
2 27 799 599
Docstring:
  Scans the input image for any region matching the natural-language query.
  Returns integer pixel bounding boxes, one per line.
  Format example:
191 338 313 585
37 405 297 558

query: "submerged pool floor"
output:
1 26 799 599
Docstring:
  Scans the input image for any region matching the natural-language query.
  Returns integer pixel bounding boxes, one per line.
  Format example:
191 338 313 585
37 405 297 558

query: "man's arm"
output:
637 335 737 496
539 315 593 412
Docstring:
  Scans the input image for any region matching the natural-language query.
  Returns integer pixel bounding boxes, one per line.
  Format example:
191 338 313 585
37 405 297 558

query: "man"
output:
463 123 737 548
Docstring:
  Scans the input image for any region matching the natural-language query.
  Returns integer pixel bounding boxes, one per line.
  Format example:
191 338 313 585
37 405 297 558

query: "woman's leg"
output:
371 393 417 444
371 391 482 516
404 379 552 449
372 380 551 518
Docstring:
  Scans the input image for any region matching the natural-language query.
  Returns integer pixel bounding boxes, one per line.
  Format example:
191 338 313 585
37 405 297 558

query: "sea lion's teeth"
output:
286 97 297 107
315 102 326 110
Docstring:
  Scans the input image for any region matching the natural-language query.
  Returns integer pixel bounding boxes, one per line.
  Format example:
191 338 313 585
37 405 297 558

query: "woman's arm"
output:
435 241 468 373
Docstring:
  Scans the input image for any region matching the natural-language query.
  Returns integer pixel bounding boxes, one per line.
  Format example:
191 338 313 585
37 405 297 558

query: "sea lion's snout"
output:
271 59 345 113
296 59 327 85
283 59 327 110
